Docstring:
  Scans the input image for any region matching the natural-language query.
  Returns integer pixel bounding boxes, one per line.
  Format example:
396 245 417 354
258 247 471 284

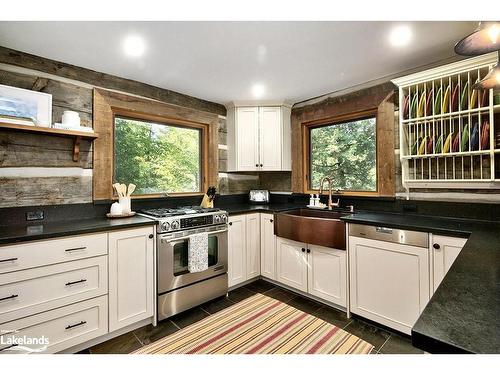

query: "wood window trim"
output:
112 109 209 198
93 88 219 201
302 109 380 197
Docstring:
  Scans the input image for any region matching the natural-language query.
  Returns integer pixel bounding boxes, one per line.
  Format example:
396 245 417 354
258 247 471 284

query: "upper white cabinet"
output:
431 234 467 292
227 105 291 172
108 227 155 332
260 213 276 280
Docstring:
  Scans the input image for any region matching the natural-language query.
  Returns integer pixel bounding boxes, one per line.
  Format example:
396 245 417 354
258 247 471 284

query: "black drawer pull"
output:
433 243 440 250
301 248 306 252
0 294 19 302
65 279 87 286
65 247 86 252
306 249 311 253
0 257 18 263
270 219 273 223
0 344 18 352
65 321 87 330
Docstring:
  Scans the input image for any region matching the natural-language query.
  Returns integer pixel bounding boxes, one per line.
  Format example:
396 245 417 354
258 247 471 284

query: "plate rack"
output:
392 53 500 193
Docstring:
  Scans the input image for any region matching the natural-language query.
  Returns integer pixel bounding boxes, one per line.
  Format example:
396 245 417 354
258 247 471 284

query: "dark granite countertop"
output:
341 212 500 354
0 215 157 246
217 202 305 215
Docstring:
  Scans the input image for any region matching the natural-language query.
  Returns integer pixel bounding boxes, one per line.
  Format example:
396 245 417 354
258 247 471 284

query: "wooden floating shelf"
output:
0 122 98 162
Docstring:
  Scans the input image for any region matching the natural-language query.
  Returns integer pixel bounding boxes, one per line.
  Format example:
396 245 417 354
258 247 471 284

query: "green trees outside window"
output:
114 116 202 195
309 117 376 191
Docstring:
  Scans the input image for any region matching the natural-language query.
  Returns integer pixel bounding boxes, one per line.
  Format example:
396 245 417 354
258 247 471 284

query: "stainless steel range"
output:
139 207 228 321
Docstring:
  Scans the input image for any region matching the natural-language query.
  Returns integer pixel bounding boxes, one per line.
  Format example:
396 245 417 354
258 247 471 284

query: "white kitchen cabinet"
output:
260 213 276 280
349 235 430 334
307 245 346 307
108 226 154 332
246 213 261 279
228 215 247 287
431 235 467 292
276 237 308 292
235 107 260 171
227 104 291 172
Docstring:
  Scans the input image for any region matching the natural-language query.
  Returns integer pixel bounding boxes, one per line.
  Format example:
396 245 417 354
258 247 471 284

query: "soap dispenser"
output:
314 194 320 207
309 194 315 206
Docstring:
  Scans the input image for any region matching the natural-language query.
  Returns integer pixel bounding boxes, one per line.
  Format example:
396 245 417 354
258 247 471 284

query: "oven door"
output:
158 226 228 294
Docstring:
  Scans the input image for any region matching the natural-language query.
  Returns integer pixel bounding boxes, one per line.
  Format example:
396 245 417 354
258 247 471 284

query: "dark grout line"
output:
199 306 211 315
170 319 182 331
132 331 145 347
376 334 392 354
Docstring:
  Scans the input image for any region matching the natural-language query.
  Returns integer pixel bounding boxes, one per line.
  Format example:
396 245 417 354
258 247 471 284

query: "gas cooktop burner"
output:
140 206 220 218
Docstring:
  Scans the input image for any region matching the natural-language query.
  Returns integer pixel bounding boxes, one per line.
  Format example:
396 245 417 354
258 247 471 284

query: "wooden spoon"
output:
127 183 136 197
113 183 122 197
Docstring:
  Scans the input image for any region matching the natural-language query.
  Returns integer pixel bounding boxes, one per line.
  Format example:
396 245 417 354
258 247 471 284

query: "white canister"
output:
119 197 131 214
110 202 123 216
61 111 81 127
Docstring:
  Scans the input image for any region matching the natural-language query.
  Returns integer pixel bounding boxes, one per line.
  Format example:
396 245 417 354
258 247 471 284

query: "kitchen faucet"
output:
319 176 340 210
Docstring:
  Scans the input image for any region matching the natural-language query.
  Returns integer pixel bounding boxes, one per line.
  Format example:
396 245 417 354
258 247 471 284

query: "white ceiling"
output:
0 21 476 105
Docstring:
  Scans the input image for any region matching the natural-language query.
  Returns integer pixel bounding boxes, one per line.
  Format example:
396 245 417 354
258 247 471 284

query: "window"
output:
114 115 206 195
307 115 377 192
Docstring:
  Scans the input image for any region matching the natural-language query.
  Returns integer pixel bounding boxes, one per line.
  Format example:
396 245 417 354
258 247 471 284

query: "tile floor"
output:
81 279 424 354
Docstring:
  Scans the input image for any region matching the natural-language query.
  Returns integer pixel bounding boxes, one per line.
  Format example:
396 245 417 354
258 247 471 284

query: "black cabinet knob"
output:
255 164 259 167
301 248 306 252
149 234 154 239
229 222 233 226
260 164 263 167
433 243 440 250
270 219 273 223
307 249 311 253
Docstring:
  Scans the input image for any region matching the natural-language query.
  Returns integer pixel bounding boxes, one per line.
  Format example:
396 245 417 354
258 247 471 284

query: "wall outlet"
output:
26 210 44 221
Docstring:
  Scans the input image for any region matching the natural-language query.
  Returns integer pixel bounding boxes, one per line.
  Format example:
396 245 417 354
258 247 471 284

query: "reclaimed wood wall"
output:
291 82 396 196
0 46 227 208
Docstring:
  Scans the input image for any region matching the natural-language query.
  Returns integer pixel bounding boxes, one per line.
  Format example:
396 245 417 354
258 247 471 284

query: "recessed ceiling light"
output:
122 35 146 57
251 83 265 98
389 25 412 47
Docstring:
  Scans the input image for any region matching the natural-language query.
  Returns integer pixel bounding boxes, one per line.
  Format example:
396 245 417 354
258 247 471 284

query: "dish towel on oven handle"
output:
188 232 209 273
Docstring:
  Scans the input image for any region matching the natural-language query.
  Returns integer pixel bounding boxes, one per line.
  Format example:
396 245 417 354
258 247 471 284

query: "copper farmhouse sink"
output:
274 208 346 250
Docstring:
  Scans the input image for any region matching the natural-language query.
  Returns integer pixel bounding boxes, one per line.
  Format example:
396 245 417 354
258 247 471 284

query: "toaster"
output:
249 190 270 203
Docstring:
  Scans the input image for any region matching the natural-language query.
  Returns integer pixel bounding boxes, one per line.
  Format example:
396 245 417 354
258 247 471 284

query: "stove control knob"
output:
220 214 227 223
161 222 170 232
214 214 221 223
170 220 180 230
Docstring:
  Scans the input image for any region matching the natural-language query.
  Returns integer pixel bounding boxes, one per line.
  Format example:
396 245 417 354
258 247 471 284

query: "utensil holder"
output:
119 197 131 214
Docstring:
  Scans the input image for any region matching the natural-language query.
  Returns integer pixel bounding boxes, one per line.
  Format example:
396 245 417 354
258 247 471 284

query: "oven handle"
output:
161 228 228 244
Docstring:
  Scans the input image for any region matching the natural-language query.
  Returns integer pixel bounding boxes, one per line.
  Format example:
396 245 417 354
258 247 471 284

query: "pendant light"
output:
455 22 500 89
472 52 500 90
454 21 500 56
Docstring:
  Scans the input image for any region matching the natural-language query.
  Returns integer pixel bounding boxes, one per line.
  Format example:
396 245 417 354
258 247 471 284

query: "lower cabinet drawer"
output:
0 296 108 354
0 256 108 324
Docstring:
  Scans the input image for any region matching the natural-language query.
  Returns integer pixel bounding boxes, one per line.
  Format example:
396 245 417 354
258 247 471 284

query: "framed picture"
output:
0 84 52 127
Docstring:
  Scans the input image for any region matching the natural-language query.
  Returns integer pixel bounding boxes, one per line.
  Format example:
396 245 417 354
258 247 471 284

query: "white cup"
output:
62 111 81 127
119 197 131 214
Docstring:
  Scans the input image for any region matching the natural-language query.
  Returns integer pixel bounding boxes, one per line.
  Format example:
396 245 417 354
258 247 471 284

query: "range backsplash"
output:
1 193 499 227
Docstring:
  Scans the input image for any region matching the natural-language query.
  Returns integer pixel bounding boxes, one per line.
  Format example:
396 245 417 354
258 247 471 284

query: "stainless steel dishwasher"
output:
348 223 430 335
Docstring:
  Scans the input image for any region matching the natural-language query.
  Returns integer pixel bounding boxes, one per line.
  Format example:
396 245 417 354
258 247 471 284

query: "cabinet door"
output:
108 227 154 332
228 215 247 287
432 235 467 292
349 236 430 335
276 237 307 292
236 107 259 171
260 213 276 280
246 213 261 279
259 107 282 170
307 245 346 307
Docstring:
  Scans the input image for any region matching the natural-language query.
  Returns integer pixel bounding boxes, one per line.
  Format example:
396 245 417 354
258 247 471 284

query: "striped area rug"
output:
134 293 374 354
